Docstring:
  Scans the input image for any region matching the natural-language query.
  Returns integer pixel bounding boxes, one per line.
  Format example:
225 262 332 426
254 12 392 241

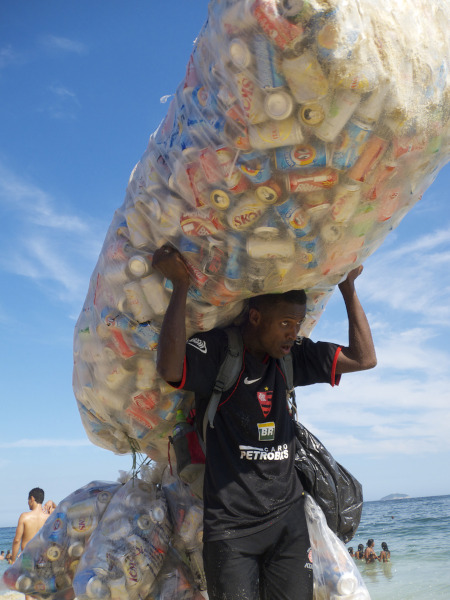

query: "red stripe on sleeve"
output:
168 356 187 390
331 346 342 387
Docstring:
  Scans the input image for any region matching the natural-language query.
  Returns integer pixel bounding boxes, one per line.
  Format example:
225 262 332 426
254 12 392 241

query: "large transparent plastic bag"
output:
305 494 370 600
73 477 172 600
2 481 121 600
73 0 450 458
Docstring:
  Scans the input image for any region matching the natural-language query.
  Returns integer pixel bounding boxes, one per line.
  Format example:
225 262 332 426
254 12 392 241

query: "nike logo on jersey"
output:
187 338 207 353
244 377 261 385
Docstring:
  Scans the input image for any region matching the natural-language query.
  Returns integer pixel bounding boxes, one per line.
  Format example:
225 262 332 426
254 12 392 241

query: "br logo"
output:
257 422 275 442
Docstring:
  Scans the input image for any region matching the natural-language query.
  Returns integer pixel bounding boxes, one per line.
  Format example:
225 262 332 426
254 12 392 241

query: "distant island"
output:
380 493 411 501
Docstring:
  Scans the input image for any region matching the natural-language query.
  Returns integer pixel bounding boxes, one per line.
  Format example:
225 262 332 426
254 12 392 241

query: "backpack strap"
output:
279 352 297 420
202 326 243 442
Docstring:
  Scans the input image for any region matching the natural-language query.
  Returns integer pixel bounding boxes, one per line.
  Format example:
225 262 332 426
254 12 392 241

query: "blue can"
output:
225 234 244 280
275 197 312 238
331 118 373 170
254 34 286 89
237 151 272 184
275 142 328 170
299 237 319 269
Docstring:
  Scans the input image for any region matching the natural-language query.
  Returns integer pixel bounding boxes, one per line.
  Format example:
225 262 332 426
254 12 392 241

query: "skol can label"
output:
234 72 267 124
275 143 328 170
227 195 266 231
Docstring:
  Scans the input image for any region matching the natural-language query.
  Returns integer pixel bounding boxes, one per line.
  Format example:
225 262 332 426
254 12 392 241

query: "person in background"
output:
380 541 390 562
348 547 354 558
0 550 4 560
153 245 377 600
354 543 365 559
12 488 49 564
365 539 380 563
5 549 13 564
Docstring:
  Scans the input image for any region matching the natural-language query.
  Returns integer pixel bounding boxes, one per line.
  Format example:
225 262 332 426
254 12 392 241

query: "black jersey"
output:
175 328 341 542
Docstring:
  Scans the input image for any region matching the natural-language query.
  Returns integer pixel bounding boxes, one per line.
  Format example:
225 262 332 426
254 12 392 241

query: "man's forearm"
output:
11 539 20 562
156 282 189 382
341 285 377 370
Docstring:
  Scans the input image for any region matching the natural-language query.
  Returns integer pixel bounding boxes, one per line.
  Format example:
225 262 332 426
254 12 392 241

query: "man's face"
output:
252 300 306 359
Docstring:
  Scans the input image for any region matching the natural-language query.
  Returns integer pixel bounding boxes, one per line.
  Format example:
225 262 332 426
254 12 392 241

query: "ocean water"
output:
1 495 449 599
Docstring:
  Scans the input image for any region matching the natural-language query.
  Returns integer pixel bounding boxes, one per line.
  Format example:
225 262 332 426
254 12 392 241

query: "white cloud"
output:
41 35 88 55
0 162 103 305
0 439 91 449
0 44 21 69
41 84 81 120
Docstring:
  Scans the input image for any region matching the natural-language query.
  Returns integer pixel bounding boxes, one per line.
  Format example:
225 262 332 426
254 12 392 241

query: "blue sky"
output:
0 1 449 527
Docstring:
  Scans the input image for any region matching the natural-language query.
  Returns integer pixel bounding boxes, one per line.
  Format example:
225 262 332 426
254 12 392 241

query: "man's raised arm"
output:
152 245 190 383
335 265 377 374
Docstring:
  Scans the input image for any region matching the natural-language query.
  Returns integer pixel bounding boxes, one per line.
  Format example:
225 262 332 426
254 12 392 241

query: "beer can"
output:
245 258 272 293
221 0 256 37
282 51 328 103
320 221 344 244
198 146 221 185
229 38 252 69
68 542 84 558
104 362 132 390
131 322 159 352
253 0 304 52
105 239 132 262
132 389 159 412
210 189 231 211
68 514 98 537
215 146 250 193
186 161 209 208
247 236 295 259
299 102 326 127
48 513 67 544
264 90 294 120
315 89 360 143
128 255 152 278
254 34 286 89
377 188 401 222
354 83 388 124
125 207 151 249
136 356 157 390
225 237 244 281
179 236 202 261
140 273 168 316
255 179 284 204
275 197 312 238
274 142 328 170
237 151 272 184
347 134 389 182
330 182 362 223
331 118 373 170
286 168 339 193
249 116 304 150
46 544 62 562
227 194 266 231
298 236 319 269
86 576 109 599
124 281 153 323
180 209 223 237
234 72 267 125
201 239 227 276
188 302 220 331
103 261 130 286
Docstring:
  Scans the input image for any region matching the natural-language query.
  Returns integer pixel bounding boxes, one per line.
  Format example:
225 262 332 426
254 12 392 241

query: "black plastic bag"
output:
294 421 363 543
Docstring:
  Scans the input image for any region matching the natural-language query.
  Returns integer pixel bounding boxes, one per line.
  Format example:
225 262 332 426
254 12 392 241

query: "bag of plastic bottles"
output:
73 0 450 458
73 477 172 600
304 494 370 600
2 481 121 600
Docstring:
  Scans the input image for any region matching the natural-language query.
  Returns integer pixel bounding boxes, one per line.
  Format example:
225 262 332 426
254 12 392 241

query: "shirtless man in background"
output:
11 488 49 564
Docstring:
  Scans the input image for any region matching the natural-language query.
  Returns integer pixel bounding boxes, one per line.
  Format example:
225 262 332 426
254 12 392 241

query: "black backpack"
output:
171 326 363 543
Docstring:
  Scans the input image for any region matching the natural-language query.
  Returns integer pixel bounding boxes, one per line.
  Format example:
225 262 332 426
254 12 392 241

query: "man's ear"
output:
248 307 261 326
